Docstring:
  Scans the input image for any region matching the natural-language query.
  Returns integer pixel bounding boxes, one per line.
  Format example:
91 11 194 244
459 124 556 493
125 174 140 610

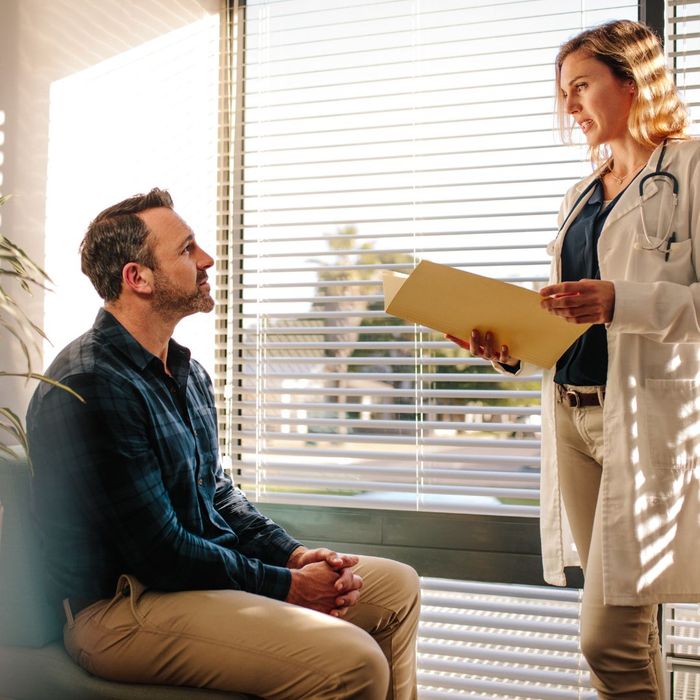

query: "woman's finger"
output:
469 329 481 356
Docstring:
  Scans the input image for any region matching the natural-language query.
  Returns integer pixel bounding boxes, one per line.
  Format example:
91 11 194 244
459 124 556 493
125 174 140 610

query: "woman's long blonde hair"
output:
555 20 689 165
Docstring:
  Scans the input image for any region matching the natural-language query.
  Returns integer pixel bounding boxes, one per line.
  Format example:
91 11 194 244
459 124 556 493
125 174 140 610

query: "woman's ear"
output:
122 262 154 296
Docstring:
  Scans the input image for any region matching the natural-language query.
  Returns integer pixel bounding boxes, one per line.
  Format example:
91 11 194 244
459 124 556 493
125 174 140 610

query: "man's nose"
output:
198 249 214 269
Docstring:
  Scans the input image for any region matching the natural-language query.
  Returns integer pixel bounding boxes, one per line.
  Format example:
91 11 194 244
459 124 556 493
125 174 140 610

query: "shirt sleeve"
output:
191 362 302 567
28 372 292 600
213 472 302 567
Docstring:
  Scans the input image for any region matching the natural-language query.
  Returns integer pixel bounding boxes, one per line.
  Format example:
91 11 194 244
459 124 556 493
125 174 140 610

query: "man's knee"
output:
394 560 420 597
366 557 420 604
336 629 389 698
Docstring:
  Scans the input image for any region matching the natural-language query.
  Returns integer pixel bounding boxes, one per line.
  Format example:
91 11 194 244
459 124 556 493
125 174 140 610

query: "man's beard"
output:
152 270 215 317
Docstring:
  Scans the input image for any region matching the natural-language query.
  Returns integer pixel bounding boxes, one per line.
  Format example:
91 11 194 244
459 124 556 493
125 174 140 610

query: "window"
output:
419 578 595 699
217 0 637 515
664 604 700 700
667 0 700 134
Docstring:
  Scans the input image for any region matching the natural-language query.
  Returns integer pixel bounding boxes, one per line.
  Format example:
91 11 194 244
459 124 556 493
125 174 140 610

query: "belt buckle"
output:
565 389 581 408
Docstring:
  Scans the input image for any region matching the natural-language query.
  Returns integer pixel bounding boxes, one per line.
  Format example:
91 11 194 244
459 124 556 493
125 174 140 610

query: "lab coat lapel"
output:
546 173 601 278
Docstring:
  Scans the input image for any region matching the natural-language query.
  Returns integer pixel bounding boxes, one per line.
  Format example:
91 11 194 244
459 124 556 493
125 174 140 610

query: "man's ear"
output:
122 262 154 295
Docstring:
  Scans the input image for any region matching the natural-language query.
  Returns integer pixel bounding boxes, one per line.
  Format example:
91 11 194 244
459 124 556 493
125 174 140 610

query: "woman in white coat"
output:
451 19 699 699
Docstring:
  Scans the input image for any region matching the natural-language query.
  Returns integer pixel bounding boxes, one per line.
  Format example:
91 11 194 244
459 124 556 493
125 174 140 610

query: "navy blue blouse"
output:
554 178 615 386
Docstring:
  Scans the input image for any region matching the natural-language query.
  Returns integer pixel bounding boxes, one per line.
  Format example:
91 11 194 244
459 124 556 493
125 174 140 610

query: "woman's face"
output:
559 49 635 148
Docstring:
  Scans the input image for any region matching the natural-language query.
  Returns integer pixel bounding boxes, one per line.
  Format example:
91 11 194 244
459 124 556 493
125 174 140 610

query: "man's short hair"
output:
80 188 173 302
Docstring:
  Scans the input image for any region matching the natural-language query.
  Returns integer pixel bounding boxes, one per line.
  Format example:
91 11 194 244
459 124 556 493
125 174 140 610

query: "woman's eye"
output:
575 83 586 92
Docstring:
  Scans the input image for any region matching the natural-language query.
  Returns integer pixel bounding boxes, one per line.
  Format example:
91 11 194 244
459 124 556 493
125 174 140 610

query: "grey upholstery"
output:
0 642 251 700
0 457 253 699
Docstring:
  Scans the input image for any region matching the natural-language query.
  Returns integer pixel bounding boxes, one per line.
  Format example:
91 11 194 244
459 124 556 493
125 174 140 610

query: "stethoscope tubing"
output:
558 141 679 256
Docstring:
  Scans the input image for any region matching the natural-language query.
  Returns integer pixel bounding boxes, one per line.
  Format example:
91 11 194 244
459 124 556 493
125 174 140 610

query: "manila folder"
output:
383 260 590 369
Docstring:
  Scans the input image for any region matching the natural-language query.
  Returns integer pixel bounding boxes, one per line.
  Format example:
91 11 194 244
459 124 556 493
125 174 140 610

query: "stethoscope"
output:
558 142 679 261
636 142 679 257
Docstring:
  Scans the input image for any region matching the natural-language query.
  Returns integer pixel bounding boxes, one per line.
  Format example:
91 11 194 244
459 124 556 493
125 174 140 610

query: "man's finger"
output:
334 553 359 568
335 589 361 609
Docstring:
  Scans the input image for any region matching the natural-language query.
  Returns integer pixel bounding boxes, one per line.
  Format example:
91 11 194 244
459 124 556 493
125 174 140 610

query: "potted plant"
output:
0 194 81 464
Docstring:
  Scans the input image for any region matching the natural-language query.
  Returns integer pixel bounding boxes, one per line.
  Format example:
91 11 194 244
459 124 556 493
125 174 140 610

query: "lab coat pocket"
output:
633 235 694 284
640 378 700 470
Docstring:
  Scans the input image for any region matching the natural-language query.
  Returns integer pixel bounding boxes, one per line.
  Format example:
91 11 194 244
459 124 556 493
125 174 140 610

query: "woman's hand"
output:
446 330 519 367
539 280 615 324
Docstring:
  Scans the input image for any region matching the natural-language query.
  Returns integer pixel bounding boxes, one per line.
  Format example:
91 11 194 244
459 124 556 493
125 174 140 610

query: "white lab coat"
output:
508 139 700 605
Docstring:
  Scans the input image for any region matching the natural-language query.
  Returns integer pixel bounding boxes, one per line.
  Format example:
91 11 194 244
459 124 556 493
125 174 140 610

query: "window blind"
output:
216 0 637 515
418 577 595 699
667 0 700 133
663 604 700 700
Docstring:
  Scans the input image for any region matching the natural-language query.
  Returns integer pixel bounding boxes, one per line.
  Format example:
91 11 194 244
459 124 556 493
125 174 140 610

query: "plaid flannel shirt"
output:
28 308 300 604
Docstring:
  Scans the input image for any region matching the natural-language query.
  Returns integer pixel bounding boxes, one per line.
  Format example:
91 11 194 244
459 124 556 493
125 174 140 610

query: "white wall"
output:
0 0 220 423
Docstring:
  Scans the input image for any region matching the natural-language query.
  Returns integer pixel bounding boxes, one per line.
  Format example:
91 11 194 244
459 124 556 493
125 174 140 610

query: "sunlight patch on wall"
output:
44 13 219 373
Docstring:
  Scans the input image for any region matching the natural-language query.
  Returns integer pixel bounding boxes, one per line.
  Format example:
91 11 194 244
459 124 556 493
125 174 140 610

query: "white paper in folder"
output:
382 260 590 369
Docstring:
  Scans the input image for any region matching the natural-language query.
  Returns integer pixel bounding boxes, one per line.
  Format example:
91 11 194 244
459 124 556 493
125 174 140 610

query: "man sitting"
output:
27 188 420 699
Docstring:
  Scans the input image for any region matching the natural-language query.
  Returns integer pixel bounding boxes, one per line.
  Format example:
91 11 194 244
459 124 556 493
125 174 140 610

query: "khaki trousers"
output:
63 555 419 700
555 393 664 699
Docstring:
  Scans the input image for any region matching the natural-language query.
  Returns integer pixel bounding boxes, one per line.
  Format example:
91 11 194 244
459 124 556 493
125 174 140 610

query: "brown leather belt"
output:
556 384 605 408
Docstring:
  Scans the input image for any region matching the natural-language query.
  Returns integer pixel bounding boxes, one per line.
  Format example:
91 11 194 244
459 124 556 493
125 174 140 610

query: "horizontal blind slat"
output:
236 446 540 465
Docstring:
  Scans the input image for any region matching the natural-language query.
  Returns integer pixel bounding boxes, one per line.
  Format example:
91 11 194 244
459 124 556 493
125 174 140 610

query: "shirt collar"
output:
587 178 604 206
93 308 192 382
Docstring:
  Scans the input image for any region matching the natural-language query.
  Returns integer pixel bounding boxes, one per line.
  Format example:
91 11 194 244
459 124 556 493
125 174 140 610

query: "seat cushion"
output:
0 457 63 647
0 642 251 699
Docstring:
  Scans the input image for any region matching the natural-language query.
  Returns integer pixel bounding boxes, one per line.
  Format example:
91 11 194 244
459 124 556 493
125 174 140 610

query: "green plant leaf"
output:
0 194 68 469
0 442 20 461
0 319 34 372
0 233 51 283
0 406 28 454
0 371 86 403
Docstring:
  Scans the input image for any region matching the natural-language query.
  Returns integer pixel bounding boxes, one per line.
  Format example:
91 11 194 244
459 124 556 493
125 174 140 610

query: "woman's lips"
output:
579 119 593 134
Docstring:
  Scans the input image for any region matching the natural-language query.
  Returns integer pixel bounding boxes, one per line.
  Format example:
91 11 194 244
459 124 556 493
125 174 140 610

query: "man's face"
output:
138 207 215 318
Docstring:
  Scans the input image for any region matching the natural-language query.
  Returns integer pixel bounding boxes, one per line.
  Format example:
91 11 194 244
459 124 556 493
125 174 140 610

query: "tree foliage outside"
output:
307 226 540 435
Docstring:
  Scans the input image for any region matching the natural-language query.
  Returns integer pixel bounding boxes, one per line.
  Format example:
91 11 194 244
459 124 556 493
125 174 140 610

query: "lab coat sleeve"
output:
609 279 700 342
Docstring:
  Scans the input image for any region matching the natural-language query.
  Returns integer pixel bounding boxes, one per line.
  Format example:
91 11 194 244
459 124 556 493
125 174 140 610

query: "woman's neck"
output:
607 139 655 178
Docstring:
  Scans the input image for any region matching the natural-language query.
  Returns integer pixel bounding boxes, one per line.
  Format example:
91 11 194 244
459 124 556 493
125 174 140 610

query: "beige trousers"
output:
555 393 664 700
63 555 420 699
